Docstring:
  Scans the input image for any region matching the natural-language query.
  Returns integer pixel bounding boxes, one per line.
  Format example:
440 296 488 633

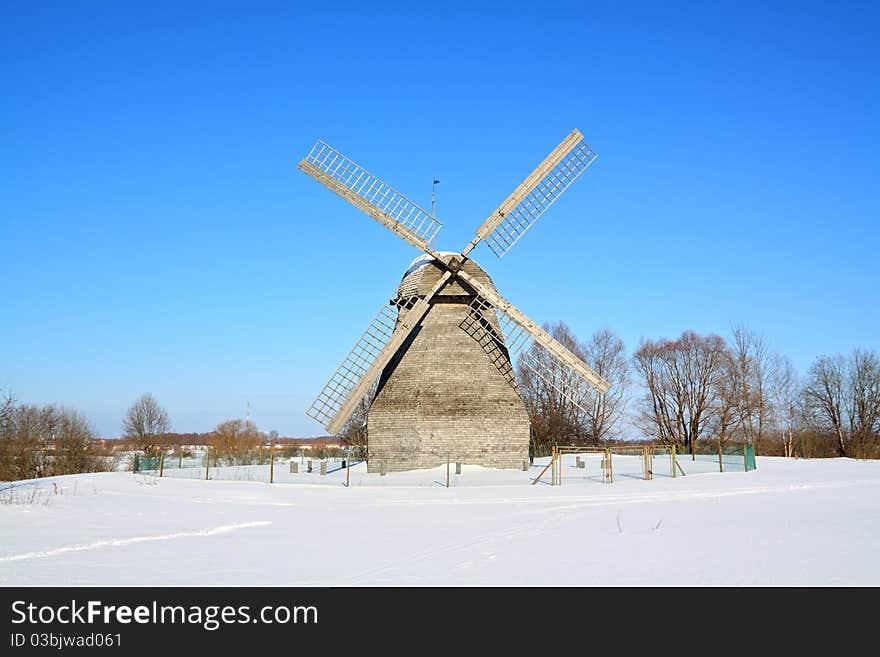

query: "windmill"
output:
299 129 610 472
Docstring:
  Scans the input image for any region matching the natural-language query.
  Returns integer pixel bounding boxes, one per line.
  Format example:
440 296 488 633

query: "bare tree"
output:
0 390 16 480
633 331 727 456
711 348 742 446
122 393 170 456
1 403 52 481
582 328 629 442
340 380 379 461
340 393 370 460
847 349 880 458
0 389 14 436
52 408 111 475
731 325 772 452
517 322 612 450
769 354 800 457
207 418 261 463
518 322 576 449
803 355 847 456
632 337 678 445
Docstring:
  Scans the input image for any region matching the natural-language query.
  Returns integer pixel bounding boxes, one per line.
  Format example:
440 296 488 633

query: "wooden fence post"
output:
671 444 676 478
269 448 274 484
446 456 450 488
531 450 556 486
672 446 686 477
718 442 724 473
159 452 165 478
205 452 210 481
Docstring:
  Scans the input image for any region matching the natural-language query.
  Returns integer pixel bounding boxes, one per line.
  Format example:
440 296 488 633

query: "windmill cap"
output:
398 253 496 299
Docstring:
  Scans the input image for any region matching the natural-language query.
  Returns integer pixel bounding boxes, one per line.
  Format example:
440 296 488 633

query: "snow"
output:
1 456 879 586
403 251 457 276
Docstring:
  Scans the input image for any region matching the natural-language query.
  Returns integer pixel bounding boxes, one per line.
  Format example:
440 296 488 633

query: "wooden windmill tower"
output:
299 129 610 472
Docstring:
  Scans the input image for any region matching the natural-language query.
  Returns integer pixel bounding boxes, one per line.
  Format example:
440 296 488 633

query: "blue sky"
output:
1 1 878 437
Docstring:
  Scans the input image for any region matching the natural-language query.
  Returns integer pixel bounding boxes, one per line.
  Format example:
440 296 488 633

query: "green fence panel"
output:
745 444 756 471
134 454 161 472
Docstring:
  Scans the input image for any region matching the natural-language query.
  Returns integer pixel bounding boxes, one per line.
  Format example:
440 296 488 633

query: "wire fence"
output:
674 441 756 474
131 442 756 488
535 442 757 486
133 448 357 484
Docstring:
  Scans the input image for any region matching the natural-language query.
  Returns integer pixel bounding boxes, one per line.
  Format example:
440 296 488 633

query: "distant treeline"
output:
0 391 337 482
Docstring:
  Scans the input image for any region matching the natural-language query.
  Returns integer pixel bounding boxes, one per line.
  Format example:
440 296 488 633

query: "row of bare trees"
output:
803 350 880 457
1 390 278 481
514 322 880 459
632 327 880 458
334 319 879 460
631 326 780 456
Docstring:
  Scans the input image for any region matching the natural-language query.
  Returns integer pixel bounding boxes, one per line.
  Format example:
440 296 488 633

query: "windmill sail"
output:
299 140 441 252
462 129 597 259
306 298 402 430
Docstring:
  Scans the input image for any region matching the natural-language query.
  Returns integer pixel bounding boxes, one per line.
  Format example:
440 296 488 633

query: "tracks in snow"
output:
0 521 272 563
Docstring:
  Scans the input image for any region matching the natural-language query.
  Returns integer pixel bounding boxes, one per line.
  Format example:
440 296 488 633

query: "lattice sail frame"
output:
484 140 597 258
307 295 415 428
302 140 441 245
460 296 599 414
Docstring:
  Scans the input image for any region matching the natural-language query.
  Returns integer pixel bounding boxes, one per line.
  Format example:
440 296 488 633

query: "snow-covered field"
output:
1 456 878 586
